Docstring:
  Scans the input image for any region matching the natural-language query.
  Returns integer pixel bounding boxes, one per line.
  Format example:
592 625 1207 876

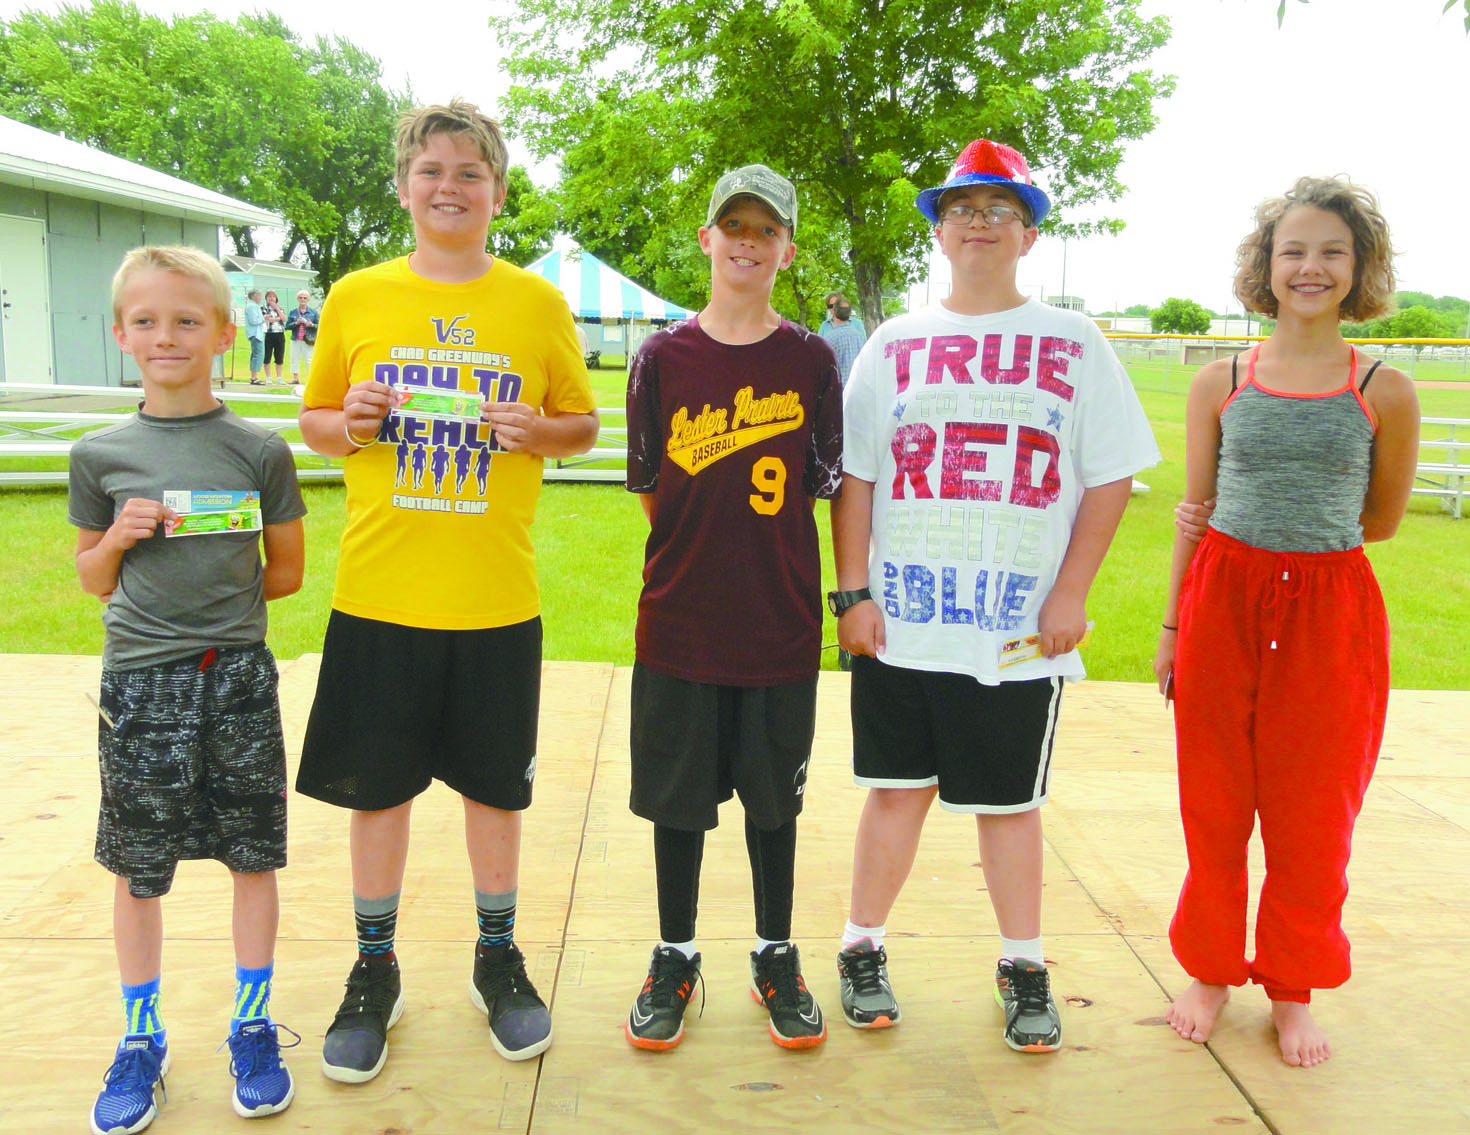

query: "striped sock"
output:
355 892 399 958
475 888 517 953
121 976 164 1043
232 962 274 1030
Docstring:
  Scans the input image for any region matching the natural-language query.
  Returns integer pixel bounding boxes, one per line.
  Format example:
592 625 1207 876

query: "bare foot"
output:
1166 980 1230 1043
1271 1000 1331 1067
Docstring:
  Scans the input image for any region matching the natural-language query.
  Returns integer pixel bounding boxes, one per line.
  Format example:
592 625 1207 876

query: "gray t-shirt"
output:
68 403 307 669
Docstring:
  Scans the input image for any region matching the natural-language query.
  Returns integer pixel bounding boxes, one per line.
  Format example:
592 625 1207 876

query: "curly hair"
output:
1233 177 1395 322
395 98 509 187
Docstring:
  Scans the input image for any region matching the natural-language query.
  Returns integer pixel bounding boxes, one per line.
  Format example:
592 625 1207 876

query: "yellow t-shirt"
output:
305 257 595 629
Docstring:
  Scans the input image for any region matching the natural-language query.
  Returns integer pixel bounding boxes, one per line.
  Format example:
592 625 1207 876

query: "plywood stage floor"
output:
2 655 1467 1134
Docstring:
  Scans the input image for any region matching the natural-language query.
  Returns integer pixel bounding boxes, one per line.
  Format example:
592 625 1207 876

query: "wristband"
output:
344 419 378 449
1161 623 1178 631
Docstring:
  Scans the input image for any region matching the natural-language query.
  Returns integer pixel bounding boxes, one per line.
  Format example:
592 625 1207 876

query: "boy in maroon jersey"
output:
622 164 843 1052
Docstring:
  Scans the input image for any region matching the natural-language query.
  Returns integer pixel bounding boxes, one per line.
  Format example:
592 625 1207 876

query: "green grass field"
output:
5 357 1468 688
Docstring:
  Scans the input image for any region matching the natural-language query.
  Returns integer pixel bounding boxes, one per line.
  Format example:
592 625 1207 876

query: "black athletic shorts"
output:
850 654 1062 813
95 643 288 898
629 662 816 832
296 611 541 812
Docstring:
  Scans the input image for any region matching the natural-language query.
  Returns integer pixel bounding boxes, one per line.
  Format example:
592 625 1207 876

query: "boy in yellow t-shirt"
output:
297 99 597 1081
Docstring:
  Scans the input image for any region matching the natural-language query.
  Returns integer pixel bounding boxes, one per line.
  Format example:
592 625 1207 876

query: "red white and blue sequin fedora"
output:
915 139 1051 227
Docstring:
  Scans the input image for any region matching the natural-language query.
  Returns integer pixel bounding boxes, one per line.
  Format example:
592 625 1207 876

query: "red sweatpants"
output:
1170 529 1388 1002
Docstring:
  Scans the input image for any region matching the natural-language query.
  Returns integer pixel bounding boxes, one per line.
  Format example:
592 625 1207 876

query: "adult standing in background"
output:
286 290 319 384
818 293 868 386
261 290 286 383
245 289 266 385
819 291 842 330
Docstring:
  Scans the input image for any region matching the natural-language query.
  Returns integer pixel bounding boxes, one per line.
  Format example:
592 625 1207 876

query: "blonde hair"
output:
395 98 509 186
1234 176 1395 322
111 246 232 324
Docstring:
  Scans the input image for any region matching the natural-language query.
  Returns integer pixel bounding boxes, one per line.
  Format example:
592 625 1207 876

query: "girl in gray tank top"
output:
1210 346 1378 553
1152 177 1420 1071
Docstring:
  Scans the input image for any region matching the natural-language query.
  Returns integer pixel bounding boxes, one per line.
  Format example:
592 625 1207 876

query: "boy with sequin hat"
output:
830 138 1156 1051
914 138 1052 227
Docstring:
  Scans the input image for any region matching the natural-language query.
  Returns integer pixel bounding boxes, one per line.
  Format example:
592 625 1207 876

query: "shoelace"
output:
841 949 888 996
647 954 705 1016
1007 966 1053 1014
333 962 397 1023
102 1044 165 1093
478 949 540 1000
758 951 805 1008
222 1023 303 1078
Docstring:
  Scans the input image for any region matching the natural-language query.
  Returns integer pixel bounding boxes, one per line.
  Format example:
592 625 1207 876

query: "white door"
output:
0 215 53 384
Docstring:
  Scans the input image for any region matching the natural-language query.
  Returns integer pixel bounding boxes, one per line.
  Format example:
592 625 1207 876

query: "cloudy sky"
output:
5 0 1467 314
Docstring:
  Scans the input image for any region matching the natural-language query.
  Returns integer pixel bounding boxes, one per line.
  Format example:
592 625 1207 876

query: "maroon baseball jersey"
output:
627 317 843 685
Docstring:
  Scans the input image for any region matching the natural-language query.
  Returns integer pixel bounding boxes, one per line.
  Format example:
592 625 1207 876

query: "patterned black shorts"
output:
95 643 288 898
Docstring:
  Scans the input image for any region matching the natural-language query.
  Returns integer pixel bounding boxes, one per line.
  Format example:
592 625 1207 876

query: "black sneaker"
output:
836 939 900 1028
321 955 404 1083
749 942 826 1050
994 958 1062 1053
470 943 552 1061
625 946 703 1052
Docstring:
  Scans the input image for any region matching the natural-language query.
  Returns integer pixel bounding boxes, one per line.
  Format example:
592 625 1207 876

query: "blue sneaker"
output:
90 1033 169 1135
225 1019 300 1118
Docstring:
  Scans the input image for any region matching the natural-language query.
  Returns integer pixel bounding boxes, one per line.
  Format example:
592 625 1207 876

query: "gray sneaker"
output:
836 939 900 1028
469 944 553 1061
994 958 1061 1053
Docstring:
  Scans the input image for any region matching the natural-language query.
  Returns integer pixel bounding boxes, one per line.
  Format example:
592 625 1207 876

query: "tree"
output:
487 166 560 267
1382 305 1457 348
1308 288 1470 341
264 23 415 287
1150 297 1211 334
0 2 416 288
0 1 316 253
501 84 857 324
492 0 1174 330
1124 303 1154 317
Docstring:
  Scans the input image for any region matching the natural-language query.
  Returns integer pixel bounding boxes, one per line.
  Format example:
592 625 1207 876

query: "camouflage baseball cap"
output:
706 164 797 233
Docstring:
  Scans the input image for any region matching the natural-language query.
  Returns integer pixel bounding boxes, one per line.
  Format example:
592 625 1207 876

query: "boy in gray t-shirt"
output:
67 247 306 1135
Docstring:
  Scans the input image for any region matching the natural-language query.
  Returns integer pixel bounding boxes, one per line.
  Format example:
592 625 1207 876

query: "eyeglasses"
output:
940 203 1025 226
826 300 837 308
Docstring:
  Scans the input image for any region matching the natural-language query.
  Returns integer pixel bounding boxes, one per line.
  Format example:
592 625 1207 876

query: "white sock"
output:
1000 935 1045 966
843 920 885 949
659 939 697 960
754 936 789 955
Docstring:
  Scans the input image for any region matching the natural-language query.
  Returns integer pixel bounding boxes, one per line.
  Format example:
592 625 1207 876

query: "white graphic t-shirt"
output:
843 300 1159 684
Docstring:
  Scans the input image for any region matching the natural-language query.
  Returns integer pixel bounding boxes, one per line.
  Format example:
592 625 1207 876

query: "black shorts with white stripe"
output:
850 656 1062 813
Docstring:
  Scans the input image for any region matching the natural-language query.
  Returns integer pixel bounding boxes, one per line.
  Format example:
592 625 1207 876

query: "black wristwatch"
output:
827 588 872 617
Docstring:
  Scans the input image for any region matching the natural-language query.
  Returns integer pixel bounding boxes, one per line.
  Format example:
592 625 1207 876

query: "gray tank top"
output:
1210 347 1377 553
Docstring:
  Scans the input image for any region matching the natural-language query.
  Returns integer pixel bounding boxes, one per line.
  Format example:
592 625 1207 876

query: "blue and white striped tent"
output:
525 241 692 322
